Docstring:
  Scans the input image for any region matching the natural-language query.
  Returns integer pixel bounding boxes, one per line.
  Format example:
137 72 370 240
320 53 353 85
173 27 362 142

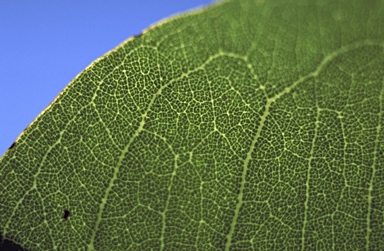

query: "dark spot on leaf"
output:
63 210 71 220
133 33 142 38
8 142 16 150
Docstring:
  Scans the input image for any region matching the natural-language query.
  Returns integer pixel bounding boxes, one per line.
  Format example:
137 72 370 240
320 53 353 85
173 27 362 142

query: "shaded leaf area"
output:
0 234 29 251
1 0 384 250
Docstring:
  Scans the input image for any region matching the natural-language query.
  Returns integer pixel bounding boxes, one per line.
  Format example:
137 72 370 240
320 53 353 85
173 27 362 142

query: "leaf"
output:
1 0 383 250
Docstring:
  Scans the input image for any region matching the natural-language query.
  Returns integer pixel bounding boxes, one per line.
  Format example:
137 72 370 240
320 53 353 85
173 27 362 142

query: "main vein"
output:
365 78 384 250
224 39 383 250
87 84 163 251
301 82 319 251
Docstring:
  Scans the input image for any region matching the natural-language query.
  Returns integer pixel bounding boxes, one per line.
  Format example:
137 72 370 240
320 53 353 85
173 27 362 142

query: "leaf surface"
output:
1 0 384 250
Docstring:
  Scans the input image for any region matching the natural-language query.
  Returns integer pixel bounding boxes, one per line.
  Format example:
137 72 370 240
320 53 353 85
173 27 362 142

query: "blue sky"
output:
0 0 213 156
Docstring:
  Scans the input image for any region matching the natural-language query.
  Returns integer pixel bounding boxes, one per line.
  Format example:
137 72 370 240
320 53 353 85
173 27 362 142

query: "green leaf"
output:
1 0 384 250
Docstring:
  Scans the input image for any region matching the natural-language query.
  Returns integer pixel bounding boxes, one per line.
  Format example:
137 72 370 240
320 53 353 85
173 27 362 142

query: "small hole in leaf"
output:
63 210 71 220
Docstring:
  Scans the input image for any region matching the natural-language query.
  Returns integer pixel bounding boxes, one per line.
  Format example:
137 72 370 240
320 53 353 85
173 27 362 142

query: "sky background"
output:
0 0 213 157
